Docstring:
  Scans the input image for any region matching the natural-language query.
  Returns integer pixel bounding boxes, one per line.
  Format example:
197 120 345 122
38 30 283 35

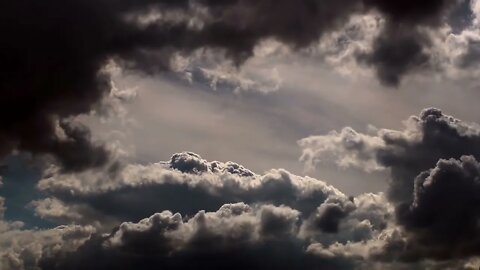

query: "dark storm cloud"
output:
301 108 480 206
359 0 465 86
357 25 430 86
2 154 394 269
377 108 480 206
1 0 475 170
301 108 480 261
306 199 355 234
1 0 203 171
394 156 480 260
37 203 361 270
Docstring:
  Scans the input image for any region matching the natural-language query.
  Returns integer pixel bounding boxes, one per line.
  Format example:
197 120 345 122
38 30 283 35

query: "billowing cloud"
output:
2 0 479 172
4 146 480 267
300 108 480 262
37 203 364 270
393 156 480 260
0 194 95 270
300 108 480 204
32 152 349 225
0 166 395 270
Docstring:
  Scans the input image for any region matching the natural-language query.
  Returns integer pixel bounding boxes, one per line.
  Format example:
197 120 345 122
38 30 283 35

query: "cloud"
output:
355 0 469 86
300 108 480 204
0 182 393 270
170 47 283 94
0 223 95 270
0 179 95 270
356 26 430 86
300 108 480 262
16 105 480 266
32 152 349 225
4 152 394 268
393 156 480 260
37 202 385 270
2 0 479 172
299 126 385 173
5 146 480 267
0 195 95 270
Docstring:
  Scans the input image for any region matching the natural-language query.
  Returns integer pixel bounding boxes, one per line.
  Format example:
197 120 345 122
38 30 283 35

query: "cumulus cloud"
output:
3 154 393 268
33 152 349 225
0 173 394 270
300 107 480 262
3 146 480 268
300 108 480 204
299 127 385 173
393 156 480 260
37 203 359 270
0 224 96 270
0 194 95 270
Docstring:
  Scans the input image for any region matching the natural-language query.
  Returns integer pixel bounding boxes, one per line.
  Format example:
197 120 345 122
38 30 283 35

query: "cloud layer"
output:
4 140 480 268
2 0 480 172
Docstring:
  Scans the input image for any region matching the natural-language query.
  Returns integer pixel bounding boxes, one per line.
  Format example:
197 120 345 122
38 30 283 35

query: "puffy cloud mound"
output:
39 204 299 270
7 145 480 268
0 190 394 270
37 202 388 270
394 156 480 260
0 222 95 270
0 150 402 269
300 108 480 262
300 107 480 205
33 152 350 226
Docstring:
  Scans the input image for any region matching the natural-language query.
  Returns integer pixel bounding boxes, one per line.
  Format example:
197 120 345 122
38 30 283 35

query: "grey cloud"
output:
37 203 371 270
25 154 401 269
301 108 480 261
460 40 480 68
305 198 356 234
299 126 385 173
300 108 480 205
357 25 430 86
0 223 95 270
2 0 478 173
171 49 283 93
300 193 393 246
8 148 480 268
34 152 348 225
357 0 470 86
394 156 480 260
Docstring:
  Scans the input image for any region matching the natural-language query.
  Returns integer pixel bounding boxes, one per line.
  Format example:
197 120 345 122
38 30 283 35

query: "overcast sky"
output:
3 0 480 269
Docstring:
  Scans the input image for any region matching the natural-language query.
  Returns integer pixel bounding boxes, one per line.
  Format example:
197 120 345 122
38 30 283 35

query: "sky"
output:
3 0 480 269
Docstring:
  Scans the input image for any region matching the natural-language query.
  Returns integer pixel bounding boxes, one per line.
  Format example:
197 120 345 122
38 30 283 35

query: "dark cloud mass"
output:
300 108 480 262
8 146 480 268
301 108 480 205
0 0 475 171
360 0 463 86
1 152 396 269
395 156 480 260
33 152 349 224
357 26 430 86
38 204 357 270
